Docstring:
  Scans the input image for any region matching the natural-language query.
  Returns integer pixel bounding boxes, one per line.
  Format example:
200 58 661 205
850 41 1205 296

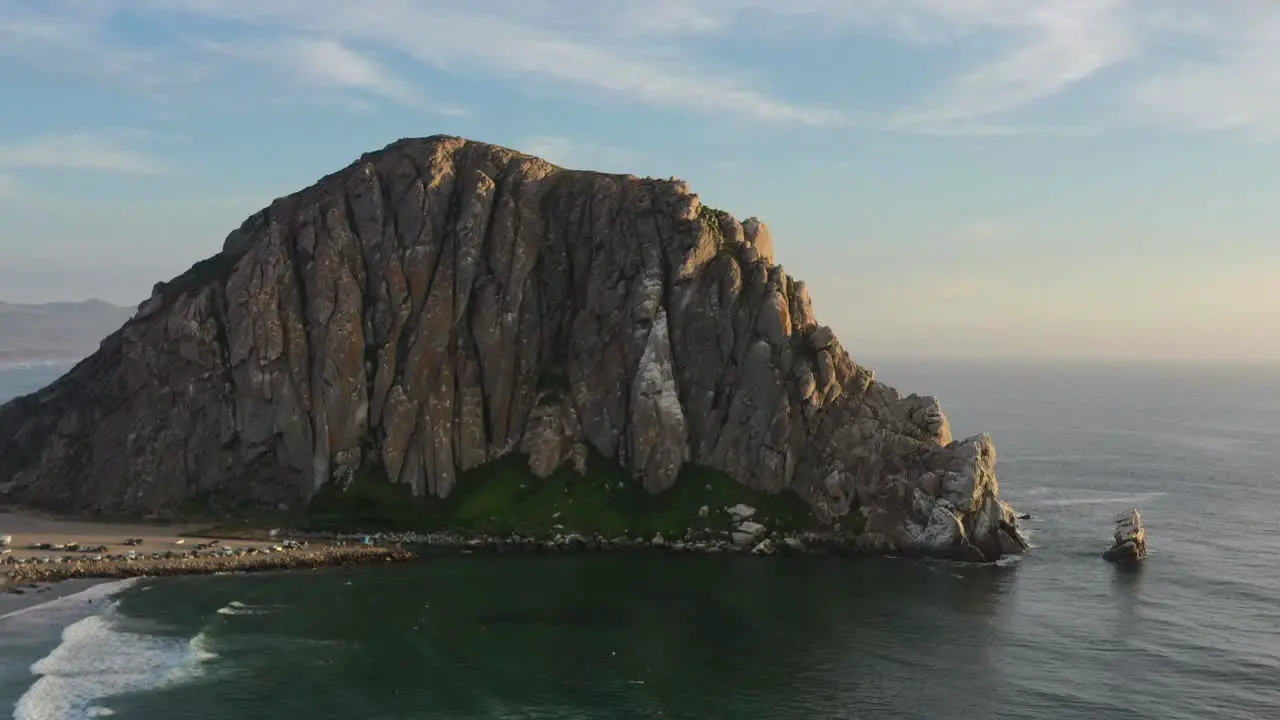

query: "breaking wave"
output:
214 601 284 617
12 595 215 720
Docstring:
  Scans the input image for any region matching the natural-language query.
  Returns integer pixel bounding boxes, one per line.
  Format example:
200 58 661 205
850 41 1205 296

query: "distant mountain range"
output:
0 299 134 363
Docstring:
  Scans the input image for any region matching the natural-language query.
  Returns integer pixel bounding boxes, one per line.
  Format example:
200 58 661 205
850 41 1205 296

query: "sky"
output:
1 0 1278 364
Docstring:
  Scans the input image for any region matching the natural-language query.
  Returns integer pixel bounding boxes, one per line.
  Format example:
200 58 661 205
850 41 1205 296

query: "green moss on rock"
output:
302 448 820 538
535 369 571 401
697 201 747 260
157 251 244 303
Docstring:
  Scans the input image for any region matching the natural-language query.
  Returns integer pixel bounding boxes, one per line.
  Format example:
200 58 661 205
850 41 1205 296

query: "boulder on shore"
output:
1102 508 1146 563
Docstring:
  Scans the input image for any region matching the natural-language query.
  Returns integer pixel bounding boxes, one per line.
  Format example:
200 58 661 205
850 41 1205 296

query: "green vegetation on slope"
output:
304 448 819 538
156 252 244 303
697 203 737 251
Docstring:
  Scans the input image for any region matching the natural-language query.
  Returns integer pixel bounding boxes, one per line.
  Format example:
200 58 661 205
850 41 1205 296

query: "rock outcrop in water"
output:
1103 508 1146 563
0 135 1027 562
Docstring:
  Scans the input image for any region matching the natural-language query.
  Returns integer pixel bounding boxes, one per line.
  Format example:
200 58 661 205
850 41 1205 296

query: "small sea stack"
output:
1102 508 1147 564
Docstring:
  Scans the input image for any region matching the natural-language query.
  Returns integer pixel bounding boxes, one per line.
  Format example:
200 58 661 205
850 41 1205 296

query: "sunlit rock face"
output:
0 135 1024 562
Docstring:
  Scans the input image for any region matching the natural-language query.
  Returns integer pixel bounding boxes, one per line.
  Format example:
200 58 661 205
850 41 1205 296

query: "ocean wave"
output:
13 602 215 720
214 601 285 617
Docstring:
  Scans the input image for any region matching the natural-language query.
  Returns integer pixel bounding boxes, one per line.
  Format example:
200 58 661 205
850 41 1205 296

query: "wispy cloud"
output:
2 0 841 126
5 1 1280 138
741 0 1139 132
0 6 212 96
894 3 1137 127
199 37 425 108
175 0 843 125
0 133 169 175
1131 4 1280 139
699 0 1280 138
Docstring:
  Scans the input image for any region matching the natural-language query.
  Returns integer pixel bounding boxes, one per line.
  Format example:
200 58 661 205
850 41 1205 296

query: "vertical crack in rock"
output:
629 306 688 493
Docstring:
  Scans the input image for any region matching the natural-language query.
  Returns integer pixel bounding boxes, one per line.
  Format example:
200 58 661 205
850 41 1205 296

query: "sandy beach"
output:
0 508 416 612
0 509 265 560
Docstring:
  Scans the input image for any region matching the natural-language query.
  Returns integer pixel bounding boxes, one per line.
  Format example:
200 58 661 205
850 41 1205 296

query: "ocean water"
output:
2 359 1279 720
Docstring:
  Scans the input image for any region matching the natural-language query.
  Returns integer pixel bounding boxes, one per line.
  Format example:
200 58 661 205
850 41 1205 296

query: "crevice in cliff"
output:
391 149 459 390
339 181 372 299
464 177 499 454
486 159 523 452
283 216 313 336
209 287 236 401
341 172 385 447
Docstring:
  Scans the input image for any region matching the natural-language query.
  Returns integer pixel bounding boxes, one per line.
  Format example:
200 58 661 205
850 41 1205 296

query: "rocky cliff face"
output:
0 135 1026 562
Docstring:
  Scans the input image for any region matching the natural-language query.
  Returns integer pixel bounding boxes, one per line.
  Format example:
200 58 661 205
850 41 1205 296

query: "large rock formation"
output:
0 135 1027 562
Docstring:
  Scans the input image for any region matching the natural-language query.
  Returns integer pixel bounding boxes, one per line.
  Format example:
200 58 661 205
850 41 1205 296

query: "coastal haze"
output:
0 300 133 364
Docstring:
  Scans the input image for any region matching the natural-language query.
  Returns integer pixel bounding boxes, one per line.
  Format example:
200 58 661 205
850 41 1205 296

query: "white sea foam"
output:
213 601 283 617
12 601 215 720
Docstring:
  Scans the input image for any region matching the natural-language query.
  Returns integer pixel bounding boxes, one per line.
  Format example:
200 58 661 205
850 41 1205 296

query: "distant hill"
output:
0 299 134 362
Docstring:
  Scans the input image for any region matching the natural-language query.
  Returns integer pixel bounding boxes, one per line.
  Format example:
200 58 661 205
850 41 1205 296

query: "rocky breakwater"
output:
1 539 414 589
317 502 862 556
0 135 1028 563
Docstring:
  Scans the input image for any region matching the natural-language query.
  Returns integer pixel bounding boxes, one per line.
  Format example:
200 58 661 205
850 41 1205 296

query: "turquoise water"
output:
3 360 1280 719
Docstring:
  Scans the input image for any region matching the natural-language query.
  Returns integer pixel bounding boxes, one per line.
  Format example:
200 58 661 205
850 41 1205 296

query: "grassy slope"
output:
302 449 821 538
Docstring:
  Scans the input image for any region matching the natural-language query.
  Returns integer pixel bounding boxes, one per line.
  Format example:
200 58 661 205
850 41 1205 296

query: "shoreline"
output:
256 527 875 558
0 527 842 604
2 544 417 591
1 506 1023 599
0 577 119 619
1 508 418 596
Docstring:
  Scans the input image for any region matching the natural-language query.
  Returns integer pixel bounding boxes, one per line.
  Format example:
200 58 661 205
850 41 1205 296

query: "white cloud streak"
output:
0 133 170 175
169 0 842 125
896 3 1138 126
2 1 1280 137
0 0 842 126
1131 3 1280 139
200 37 424 107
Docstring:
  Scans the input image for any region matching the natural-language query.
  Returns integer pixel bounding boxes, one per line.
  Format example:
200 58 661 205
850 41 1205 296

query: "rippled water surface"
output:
3 360 1279 719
